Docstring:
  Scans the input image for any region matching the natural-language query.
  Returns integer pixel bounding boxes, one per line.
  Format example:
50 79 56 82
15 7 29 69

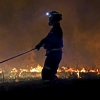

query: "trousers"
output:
41 50 62 81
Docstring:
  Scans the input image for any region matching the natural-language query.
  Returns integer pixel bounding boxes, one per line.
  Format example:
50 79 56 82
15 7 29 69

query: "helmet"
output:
46 11 62 21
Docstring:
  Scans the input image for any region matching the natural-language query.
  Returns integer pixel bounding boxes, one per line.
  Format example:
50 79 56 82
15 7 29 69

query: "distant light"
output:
46 12 49 16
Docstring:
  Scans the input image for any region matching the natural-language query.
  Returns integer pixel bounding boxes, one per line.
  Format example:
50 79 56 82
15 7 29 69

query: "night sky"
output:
0 0 100 71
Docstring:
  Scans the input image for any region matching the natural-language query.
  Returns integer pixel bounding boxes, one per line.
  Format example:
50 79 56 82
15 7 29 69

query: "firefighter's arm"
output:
35 32 51 50
35 37 47 50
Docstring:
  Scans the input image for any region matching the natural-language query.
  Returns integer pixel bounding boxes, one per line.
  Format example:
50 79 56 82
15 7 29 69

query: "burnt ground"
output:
0 78 100 99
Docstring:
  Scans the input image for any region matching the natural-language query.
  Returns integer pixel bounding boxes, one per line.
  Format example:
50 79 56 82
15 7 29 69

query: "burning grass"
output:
0 64 100 83
0 64 100 96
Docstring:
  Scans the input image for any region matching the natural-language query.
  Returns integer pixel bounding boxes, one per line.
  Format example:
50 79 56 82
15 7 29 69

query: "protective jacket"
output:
38 23 63 55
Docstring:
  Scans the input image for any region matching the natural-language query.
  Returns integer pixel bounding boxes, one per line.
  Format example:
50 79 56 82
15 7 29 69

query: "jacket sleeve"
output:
36 33 51 47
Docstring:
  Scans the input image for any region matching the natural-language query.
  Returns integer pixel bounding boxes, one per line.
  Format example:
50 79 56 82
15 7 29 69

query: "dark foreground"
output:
0 78 100 98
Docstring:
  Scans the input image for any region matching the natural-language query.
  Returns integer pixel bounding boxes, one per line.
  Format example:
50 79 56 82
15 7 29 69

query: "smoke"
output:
0 0 100 71
62 0 100 69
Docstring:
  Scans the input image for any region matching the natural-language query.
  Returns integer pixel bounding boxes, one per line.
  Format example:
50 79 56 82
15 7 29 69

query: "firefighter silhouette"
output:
35 11 63 85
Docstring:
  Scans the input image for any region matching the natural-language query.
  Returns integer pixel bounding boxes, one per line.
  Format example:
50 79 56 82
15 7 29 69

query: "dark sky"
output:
0 0 100 71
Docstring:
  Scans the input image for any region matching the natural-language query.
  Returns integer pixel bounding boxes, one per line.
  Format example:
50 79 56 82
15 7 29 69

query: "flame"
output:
6 65 100 76
30 64 42 72
0 64 100 82
11 68 18 73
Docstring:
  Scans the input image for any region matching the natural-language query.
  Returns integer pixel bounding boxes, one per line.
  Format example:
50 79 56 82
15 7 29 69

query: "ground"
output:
0 78 100 99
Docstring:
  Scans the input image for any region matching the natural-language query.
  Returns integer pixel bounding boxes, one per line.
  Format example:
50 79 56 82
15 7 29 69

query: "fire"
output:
30 64 42 72
0 64 100 83
80 68 86 72
11 68 18 73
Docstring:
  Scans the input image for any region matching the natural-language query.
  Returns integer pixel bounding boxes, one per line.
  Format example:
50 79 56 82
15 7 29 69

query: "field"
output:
0 78 100 99
0 70 100 99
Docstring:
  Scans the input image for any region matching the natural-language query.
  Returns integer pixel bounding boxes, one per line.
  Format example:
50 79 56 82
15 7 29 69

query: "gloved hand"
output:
35 44 41 51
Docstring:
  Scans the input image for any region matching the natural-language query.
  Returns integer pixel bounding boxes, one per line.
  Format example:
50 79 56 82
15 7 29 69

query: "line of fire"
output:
0 64 100 83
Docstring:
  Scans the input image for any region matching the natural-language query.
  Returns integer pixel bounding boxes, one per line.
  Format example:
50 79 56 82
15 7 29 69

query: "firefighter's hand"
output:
35 44 41 51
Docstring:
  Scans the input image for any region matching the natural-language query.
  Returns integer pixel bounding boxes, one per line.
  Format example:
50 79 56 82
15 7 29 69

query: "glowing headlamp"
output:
46 12 52 17
46 12 49 16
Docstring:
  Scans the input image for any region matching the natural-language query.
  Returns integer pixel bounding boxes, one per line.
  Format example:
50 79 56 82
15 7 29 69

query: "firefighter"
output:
35 11 63 85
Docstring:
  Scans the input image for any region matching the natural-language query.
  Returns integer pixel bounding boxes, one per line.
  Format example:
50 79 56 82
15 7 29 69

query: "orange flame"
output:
0 64 100 81
30 64 42 72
